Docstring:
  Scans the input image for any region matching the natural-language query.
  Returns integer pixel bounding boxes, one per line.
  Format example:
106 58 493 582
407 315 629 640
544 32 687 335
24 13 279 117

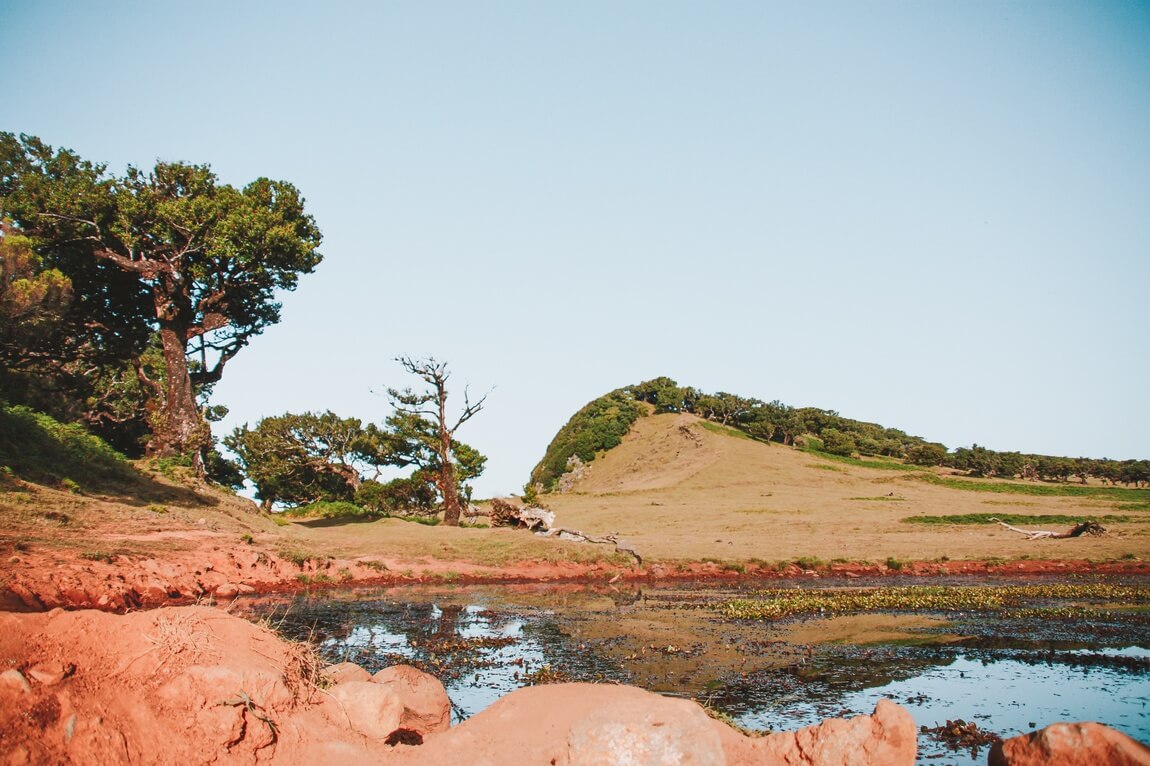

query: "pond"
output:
239 576 1150 765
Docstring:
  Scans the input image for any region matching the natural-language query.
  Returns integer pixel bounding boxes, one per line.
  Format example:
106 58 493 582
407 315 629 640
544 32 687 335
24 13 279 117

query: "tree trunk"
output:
150 324 205 465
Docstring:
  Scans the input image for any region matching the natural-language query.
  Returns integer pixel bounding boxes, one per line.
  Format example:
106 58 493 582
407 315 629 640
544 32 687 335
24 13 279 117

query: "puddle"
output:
239 577 1150 763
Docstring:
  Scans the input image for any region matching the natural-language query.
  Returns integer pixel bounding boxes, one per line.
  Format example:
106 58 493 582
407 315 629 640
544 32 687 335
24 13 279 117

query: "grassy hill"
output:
537 410 1150 564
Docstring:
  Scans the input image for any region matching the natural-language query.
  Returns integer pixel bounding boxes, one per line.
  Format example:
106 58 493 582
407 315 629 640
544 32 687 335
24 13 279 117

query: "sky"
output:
2 1 1148 497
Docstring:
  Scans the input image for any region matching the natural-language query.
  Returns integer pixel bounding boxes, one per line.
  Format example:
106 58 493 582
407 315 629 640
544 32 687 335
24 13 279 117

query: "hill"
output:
536 409 1150 564
529 378 1150 492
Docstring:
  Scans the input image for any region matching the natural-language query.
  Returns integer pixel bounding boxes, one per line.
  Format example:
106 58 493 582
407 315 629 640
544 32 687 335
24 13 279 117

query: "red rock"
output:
558 693 725 766
214 582 239 599
0 668 31 694
321 661 373 685
373 664 452 734
744 698 917 765
990 721 1150 766
325 680 403 740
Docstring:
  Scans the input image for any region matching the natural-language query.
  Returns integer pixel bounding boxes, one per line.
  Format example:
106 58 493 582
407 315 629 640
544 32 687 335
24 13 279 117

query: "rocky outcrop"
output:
990 721 1150 766
372 665 451 735
401 682 916 766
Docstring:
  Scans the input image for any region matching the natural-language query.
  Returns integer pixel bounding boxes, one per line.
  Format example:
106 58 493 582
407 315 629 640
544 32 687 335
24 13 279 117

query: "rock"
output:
26 662 73 686
558 694 725 766
326 681 403 740
236 583 256 595
321 661 373 685
0 668 31 694
372 664 452 734
214 583 239 599
990 722 1150 766
747 698 917 766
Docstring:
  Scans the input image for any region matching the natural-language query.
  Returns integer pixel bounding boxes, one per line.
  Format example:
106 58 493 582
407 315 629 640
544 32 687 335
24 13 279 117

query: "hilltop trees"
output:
0 133 322 467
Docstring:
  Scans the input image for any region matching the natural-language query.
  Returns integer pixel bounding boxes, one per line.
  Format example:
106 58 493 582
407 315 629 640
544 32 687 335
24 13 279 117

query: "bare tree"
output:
387 356 489 526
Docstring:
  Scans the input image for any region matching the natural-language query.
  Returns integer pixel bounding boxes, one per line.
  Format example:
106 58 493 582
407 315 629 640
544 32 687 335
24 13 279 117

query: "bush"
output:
279 501 373 520
355 474 438 516
528 388 646 491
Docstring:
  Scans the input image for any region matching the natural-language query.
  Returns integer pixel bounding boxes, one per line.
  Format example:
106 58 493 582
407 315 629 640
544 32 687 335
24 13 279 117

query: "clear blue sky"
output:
3 1 1148 497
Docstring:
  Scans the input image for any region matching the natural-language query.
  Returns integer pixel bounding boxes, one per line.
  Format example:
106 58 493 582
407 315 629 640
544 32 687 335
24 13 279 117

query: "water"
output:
241 578 1150 764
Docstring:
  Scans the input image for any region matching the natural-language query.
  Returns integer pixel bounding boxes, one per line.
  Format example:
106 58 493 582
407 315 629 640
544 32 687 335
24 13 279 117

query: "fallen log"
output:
990 518 1107 540
540 527 643 568
489 498 555 531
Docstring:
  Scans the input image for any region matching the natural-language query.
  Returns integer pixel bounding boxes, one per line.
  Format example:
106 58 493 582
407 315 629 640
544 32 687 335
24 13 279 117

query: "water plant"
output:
718 583 1150 621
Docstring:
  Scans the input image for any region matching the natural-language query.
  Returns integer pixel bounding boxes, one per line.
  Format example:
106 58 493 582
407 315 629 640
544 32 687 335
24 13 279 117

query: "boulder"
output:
326 680 403 740
322 661 373 685
558 694 725 766
373 664 452 734
989 722 1150 766
745 698 917 766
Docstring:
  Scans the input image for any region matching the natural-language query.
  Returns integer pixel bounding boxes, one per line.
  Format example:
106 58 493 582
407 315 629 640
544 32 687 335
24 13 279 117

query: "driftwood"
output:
541 527 643 567
489 498 555 531
487 498 643 567
990 518 1108 540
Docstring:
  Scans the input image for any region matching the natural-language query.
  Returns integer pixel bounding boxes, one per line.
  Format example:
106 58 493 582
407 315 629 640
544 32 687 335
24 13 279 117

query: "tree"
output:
385 356 488 526
820 427 856 457
225 411 385 510
906 442 947 466
0 133 322 466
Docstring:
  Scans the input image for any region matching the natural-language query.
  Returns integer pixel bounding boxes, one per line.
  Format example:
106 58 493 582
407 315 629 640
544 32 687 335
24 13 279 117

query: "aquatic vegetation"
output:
718 583 1150 621
920 718 1001 760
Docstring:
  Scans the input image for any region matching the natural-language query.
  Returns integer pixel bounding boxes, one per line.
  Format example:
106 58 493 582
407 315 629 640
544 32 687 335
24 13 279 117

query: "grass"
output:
913 472 1150 501
807 463 846 473
720 583 1150 621
0 403 138 492
902 513 1134 526
697 421 753 440
280 501 375 520
804 449 926 472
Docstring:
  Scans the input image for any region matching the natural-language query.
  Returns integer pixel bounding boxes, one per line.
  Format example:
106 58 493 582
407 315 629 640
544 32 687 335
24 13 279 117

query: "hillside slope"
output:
540 412 1150 564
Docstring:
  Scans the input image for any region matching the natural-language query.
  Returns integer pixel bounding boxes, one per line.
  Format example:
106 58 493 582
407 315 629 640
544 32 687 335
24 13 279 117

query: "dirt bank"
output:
4 532 1149 614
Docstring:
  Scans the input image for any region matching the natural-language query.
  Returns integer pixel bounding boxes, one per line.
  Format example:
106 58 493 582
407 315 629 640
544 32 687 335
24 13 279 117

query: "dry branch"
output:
990 518 1108 540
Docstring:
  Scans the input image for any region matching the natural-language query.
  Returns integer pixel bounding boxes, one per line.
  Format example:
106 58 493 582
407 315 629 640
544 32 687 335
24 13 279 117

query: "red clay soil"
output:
3 536 1149 613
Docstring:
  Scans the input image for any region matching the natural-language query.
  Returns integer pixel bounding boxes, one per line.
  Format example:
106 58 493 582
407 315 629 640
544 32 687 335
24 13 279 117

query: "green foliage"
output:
226 411 386 508
903 513 1133 526
529 387 646 491
355 474 438 516
819 427 856 457
280 501 373 520
383 356 488 525
1 132 323 458
906 442 947 466
0 401 136 490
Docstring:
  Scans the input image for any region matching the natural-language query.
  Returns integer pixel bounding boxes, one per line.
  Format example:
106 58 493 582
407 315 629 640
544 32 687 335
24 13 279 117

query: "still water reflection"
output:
240 578 1149 765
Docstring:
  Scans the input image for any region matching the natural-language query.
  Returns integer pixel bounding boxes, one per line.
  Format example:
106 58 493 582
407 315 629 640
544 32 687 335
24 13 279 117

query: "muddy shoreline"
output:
4 539 1149 613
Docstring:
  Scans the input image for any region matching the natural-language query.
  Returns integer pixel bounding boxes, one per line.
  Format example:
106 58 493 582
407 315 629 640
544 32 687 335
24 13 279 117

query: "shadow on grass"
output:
291 514 383 528
0 403 214 507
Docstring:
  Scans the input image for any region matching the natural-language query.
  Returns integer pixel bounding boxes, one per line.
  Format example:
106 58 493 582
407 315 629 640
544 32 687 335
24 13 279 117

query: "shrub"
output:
528 388 646 491
280 501 373 520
